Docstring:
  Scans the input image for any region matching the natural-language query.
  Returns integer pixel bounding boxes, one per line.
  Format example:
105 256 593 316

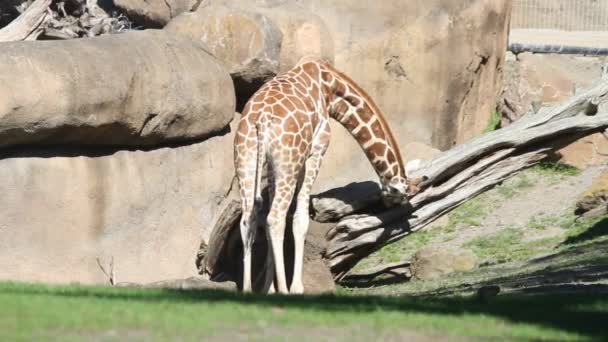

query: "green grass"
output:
483 108 501 133
530 161 581 184
496 172 534 199
448 196 489 228
2 281 608 342
365 228 435 264
358 193 490 266
463 227 561 265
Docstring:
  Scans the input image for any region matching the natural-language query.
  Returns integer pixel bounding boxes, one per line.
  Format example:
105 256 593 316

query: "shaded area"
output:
341 239 608 299
2 281 607 341
0 124 231 161
564 218 608 244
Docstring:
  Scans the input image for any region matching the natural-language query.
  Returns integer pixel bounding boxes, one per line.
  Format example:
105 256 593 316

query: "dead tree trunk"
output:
0 0 51 41
197 79 608 284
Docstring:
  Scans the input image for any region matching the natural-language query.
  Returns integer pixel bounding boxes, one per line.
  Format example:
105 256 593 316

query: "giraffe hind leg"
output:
290 122 330 294
266 171 298 294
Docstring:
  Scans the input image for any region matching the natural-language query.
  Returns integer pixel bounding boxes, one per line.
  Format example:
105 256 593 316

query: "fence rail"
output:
512 0 608 31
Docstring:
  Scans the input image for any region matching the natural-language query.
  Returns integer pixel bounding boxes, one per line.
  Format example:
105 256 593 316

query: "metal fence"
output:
511 0 608 31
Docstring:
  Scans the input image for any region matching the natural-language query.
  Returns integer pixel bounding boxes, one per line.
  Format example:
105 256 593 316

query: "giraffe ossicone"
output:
234 57 417 294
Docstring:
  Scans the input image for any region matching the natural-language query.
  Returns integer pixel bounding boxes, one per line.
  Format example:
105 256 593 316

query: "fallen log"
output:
0 0 133 42
197 79 608 285
0 0 51 41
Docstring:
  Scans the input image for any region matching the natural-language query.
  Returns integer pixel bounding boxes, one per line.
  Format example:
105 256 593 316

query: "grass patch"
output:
2 281 608 342
368 228 436 264
562 215 608 245
531 161 581 178
448 197 487 227
463 227 560 265
483 108 501 133
528 214 560 231
497 172 534 199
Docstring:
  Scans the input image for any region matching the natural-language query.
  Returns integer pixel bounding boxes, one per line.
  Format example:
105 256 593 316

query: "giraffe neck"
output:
319 63 407 187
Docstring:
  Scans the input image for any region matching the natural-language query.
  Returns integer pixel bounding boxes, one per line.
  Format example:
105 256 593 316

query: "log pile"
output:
0 0 132 42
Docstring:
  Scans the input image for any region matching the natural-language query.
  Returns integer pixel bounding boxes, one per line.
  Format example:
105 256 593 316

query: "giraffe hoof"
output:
290 283 304 294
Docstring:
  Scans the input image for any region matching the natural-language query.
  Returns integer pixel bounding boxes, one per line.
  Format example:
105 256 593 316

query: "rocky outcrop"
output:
165 6 283 83
0 127 234 284
113 0 197 27
576 171 608 218
166 2 334 110
0 30 235 148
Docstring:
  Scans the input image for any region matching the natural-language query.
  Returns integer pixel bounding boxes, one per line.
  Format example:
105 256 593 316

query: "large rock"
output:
0 127 235 284
113 0 197 27
0 30 235 148
410 246 478 281
166 3 334 82
575 171 608 218
165 6 284 83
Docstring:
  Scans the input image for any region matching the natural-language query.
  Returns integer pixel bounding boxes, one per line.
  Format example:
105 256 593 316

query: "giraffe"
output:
234 57 419 294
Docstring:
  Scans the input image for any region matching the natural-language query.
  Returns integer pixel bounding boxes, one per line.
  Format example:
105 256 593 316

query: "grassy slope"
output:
2 281 608 342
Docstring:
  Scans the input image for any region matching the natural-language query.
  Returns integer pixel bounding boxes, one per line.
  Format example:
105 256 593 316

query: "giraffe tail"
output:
253 122 267 206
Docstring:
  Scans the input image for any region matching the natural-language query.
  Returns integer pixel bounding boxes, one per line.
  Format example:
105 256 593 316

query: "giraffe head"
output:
381 175 427 207
381 176 409 207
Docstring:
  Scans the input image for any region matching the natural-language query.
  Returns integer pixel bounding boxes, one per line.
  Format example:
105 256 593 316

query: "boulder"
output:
166 2 333 111
0 127 235 285
410 246 478 281
165 6 283 83
557 133 608 170
0 30 235 148
113 0 197 28
575 171 608 218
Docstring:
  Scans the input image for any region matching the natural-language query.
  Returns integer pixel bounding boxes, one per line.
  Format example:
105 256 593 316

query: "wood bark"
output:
198 79 608 283
0 0 51 41
0 0 132 42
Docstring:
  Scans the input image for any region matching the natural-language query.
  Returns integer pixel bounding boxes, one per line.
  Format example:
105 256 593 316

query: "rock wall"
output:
0 129 234 284
0 0 512 286
0 29 237 285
